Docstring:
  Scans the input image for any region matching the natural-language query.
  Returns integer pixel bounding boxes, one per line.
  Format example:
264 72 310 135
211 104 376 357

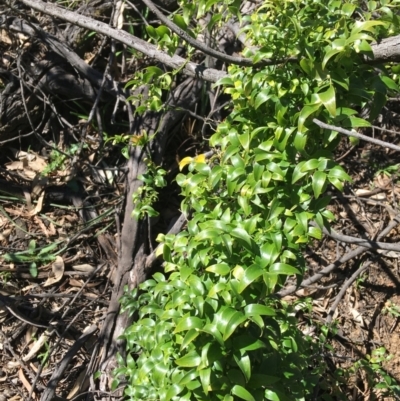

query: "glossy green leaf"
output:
351 20 386 35
381 75 399 91
231 385 255 401
298 103 321 131
174 316 203 333
328 166 351 181
292 162 307 184
270 263 300 275
165 383 184 401
300 159 319 172
234 352 251 382
175 351 201 367
318 85 336 117
309 226 322 240
181 328 200 350
231 227 252 247
233 335 267 351
199 368 211 394
195 229 221 243
254 90 271 109
237 264 264 293
206 263 230 276
223 311 247 341
202 323 224 346
264 389 280 401
245 304 276 317
312 171 326 199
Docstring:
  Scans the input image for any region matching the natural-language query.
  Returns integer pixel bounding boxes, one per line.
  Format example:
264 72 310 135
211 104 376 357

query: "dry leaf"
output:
22 331 50 362
67 367 90 399
43 256 64 287
29 191 45 216
350 307 364 327
72 264 95 273
18 368 36 399
69 278 83 287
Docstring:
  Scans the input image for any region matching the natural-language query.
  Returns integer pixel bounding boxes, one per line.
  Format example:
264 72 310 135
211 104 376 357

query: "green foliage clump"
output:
116 1 400 400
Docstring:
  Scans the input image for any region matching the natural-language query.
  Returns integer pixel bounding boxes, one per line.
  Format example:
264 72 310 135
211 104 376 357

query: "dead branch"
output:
278 216 400 298
313 118 400 152
326 261 371 324
320 225 400 253
15 0 227 83
14 0 400 85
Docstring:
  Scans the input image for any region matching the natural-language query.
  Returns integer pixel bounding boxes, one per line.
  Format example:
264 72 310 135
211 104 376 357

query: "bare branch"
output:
320 225 400 253
16 0 226 83
277 246 368 298
326 261 371 324
313 119 400 152
369 35 400 63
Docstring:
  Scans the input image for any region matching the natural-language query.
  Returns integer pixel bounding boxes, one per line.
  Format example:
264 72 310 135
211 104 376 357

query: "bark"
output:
96 78 202 396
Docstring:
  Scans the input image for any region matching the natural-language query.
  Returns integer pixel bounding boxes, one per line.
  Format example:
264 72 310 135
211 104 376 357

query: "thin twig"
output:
320 224 400 252
326 261 372 324
277 246 368 298
313 119 400 152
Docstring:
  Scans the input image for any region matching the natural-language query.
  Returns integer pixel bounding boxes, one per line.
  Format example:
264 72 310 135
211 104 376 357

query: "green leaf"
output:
195 229 221 243
254 90 271 109
174 316 203 333
270 263 300 275
223 311 247 341
309 226 322 240
156 25 170 37
165 383 184 401
202 323 224 346
234 352 251 382
351 20 386 35
264 389 280 401
175 351 201 367
312 171 327 199
292 162 307 184
318 85 336 117
173 14 188 31
146 66 163 77
381 75 399 91
231 385 255 401
181 329 200 350
28 239 36 252
244 304 276 317
29 262 38 278
199 368 211 394
328 166 351 181
233 335 267 352
206 263 230 276
231 227 252 248
322 48 344 70
300 159 319 172
146 25 158 40
298 103 321 131
237 264 264 293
